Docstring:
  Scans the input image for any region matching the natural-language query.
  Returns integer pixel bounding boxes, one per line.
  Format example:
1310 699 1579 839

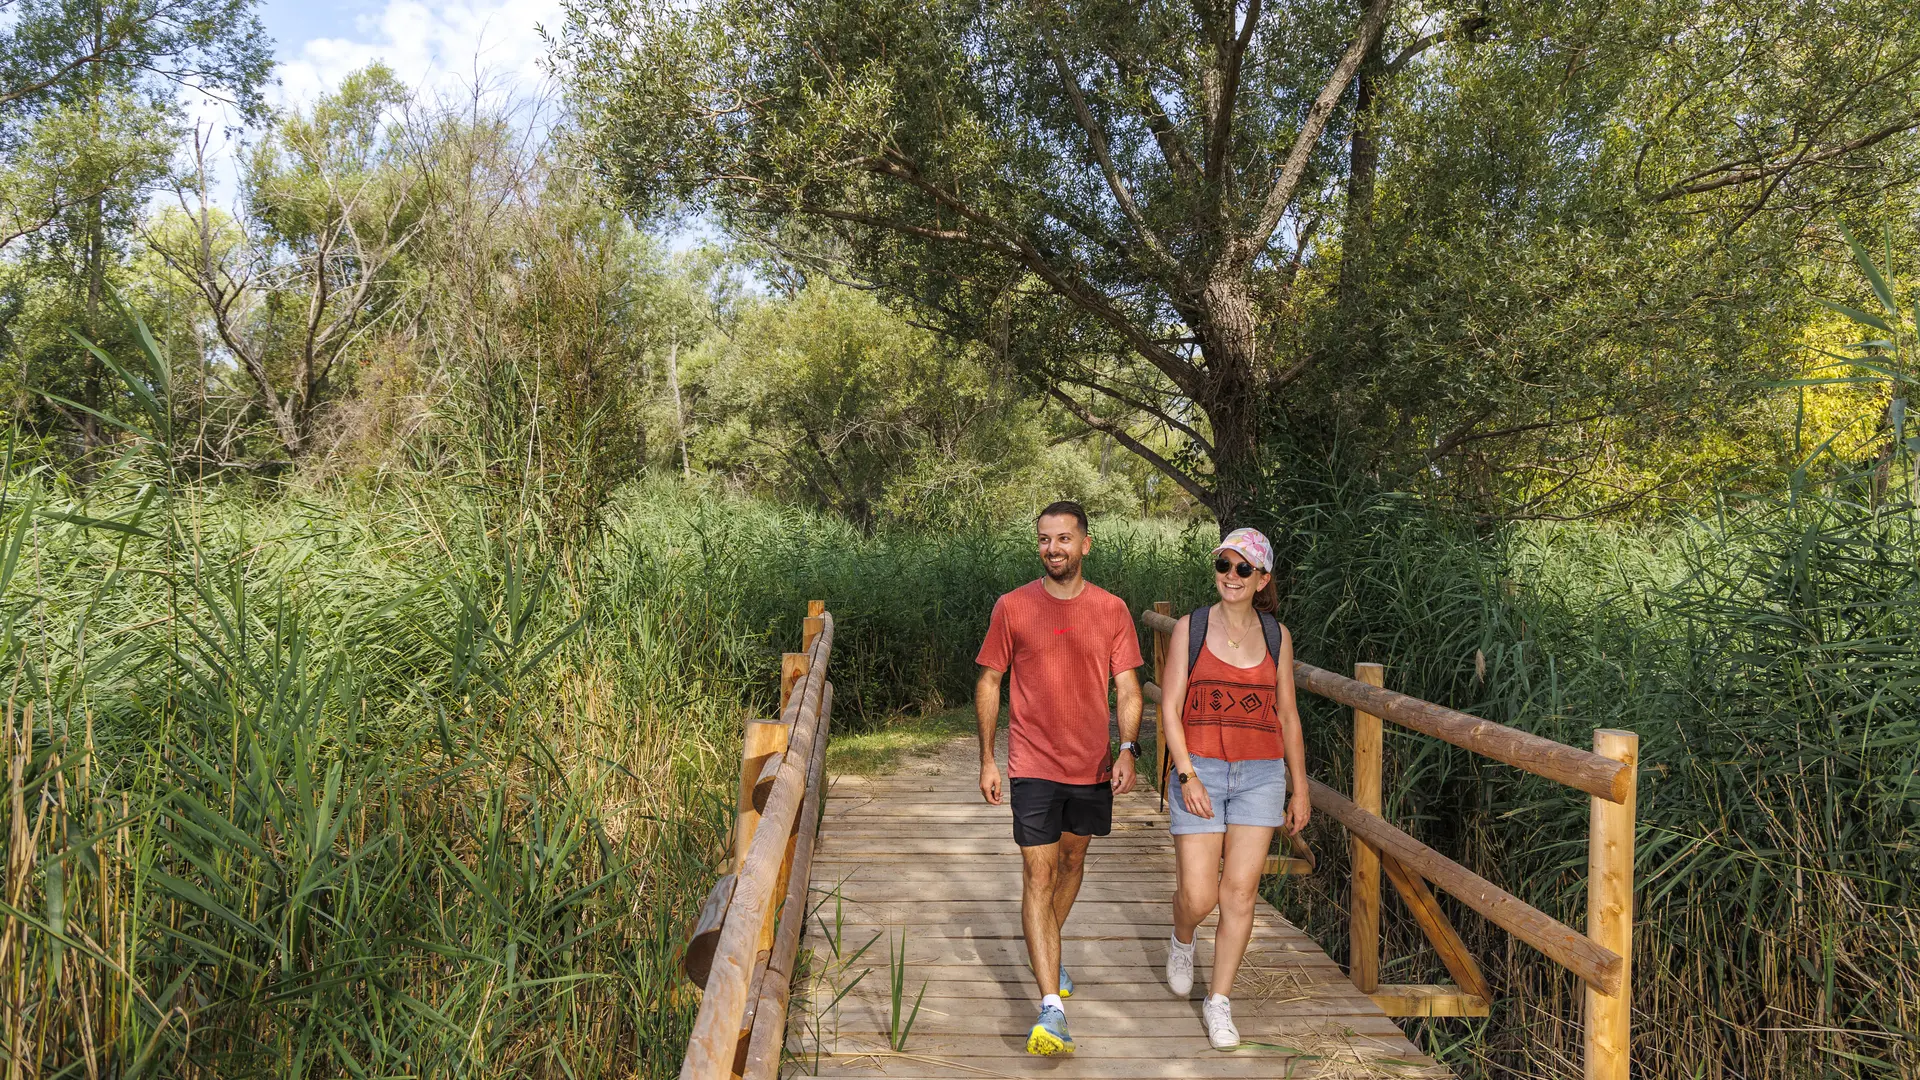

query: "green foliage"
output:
690 280 1138 528
0 327 766 1075
556 0 1920 521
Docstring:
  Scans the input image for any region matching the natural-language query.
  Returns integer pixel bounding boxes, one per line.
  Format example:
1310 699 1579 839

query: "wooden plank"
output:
797 1056 1448 1079
1308 776 1623 996
1379 854 1492 1002
1369 984 1490 1018
788 721 1451 1080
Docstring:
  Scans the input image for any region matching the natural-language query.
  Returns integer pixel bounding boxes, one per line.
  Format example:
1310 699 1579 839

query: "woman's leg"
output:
1209 824 1277 998
1172 832 1224 944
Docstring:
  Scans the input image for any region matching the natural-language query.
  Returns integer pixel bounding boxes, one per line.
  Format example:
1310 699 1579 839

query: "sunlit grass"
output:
826 707 976 775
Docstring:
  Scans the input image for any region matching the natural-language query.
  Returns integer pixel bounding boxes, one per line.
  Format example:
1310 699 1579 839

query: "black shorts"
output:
1010 777 1113 847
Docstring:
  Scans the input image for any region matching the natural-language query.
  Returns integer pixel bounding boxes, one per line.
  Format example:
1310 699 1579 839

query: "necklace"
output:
1224 616 1257 649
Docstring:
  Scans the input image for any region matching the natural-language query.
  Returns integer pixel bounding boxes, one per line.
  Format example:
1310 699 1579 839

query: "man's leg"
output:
1050 831 1091 932
1020 843 1063 997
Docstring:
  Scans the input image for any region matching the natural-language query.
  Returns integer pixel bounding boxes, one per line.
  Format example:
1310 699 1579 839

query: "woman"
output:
1158 527 1311 1049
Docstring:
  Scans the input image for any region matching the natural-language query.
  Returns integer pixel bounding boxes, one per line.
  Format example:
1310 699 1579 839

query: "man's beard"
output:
1044 557 1081 582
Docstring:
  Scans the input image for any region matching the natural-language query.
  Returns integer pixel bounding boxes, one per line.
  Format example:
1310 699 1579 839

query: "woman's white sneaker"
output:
1203 995 1239 1049
1165 934 1195 996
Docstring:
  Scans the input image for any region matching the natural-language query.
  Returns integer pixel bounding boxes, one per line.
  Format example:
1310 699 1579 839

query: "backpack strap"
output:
1187 604 1209 675
1189 604 1284 670
1260 611 1283 668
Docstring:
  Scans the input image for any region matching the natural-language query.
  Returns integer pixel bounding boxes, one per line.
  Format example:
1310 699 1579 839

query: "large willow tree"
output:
555 0 1920 523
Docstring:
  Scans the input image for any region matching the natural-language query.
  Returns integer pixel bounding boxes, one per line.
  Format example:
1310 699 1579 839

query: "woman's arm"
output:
1162 615 1213 818
1275 624 1311 834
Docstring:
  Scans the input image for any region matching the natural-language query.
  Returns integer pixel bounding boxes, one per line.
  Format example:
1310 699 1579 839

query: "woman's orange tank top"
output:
1181 642 1283 761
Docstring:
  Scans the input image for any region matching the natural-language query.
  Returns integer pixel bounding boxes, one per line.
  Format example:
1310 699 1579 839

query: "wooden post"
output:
736 720 790 873
779 653 810 713
1585 729 1638 1080
802 600 826 652
1349 661 1385 994
1152 601 1172 810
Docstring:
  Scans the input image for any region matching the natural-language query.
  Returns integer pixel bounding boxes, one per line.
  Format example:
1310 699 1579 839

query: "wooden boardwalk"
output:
786 736 1451 1079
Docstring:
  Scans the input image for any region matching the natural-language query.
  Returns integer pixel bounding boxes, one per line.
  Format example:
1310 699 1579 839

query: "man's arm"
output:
975 665 1005 804
1111 668 1143 794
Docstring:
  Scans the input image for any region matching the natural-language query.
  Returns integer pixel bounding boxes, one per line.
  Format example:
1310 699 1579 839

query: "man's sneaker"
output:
1026 1004 1075 1056
1203 995 1239 1049
1058 966 1073 998
1165 936 1195 997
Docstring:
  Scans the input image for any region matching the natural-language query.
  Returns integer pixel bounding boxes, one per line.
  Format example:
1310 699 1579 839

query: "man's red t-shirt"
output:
975 579 1144 785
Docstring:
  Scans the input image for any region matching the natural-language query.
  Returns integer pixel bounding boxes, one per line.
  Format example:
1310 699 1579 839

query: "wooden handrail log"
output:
682 874 736 987
1295 662 1628 802
682 614 834 1080
750 751 782 813
1306 777 1623 996
1137 608 1629 803
1141 679 1162 704
742 681 834 1080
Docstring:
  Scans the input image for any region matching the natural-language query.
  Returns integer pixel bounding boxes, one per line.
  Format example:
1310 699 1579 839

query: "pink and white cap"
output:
1213 527 1274 573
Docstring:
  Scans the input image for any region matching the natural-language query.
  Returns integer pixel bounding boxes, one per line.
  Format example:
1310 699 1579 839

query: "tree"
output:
149 65 423 460
690 279 1137 527
555 0 1920 523
0 0 270 461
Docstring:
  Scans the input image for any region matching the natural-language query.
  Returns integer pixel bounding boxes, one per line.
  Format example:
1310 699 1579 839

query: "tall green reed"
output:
1261 474 1919 1079
0 319 774 1077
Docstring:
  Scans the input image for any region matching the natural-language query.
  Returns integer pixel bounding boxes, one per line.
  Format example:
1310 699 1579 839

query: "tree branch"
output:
1244 0 1395 263
860 152 1206 396
1046 385 1216 509
1059 372 1216 456
1036 12 1182 276
1651 108 1920 202
1203 0 1264 186
1382 14 1489 74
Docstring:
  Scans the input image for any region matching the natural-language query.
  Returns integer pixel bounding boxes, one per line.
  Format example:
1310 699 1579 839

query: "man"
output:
975 500 1145 1056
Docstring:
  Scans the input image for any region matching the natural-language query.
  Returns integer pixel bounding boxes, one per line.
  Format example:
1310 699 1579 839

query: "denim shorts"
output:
1168 754 1287 834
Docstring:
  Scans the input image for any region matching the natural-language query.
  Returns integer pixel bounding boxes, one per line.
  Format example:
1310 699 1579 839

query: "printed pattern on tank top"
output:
1183 644 1283 760
1185 679 1277 733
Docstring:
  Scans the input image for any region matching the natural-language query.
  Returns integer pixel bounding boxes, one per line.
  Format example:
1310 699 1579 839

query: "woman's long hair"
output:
1252 575 1279 614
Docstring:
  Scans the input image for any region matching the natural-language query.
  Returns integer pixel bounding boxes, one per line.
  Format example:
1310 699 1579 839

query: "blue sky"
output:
255 0 563 106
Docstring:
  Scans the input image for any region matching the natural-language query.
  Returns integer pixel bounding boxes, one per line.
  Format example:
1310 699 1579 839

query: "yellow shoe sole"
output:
1026 1024 1075 1056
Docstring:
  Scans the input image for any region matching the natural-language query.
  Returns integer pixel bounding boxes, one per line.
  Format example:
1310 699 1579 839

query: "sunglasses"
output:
1213 557 1258 578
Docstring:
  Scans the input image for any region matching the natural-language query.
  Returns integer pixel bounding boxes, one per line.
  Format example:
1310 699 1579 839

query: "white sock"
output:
1041 993 1063 1012
1170 932 1195 953
1207 993 1230 1007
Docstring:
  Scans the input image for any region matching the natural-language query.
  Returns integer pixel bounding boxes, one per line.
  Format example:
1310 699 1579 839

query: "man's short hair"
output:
1036 500 1089 533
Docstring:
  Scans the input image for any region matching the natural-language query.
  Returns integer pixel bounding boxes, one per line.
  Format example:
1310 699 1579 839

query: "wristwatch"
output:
1176 767 1192 783
1118 740 1142 758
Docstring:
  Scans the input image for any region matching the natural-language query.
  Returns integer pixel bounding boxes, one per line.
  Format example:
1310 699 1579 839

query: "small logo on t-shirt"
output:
1053 626 1071 634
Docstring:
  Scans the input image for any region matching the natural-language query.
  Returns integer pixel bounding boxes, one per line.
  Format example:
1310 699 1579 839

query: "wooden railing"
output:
681 601 835 1080
1140 606 1638 1080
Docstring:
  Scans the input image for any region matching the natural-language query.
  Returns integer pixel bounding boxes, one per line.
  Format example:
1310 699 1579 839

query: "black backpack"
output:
1187 604 1283 674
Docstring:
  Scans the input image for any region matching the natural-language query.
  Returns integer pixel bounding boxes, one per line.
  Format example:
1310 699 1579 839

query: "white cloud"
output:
275 0 566 107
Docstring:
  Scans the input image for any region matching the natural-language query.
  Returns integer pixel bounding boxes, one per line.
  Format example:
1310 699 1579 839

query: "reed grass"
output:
7 325 1911 1077
1260 476 1920 1079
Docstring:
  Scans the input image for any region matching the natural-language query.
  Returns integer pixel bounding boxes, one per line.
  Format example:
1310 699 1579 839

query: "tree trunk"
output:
1196 274 1263 533
1337 54 1381 306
